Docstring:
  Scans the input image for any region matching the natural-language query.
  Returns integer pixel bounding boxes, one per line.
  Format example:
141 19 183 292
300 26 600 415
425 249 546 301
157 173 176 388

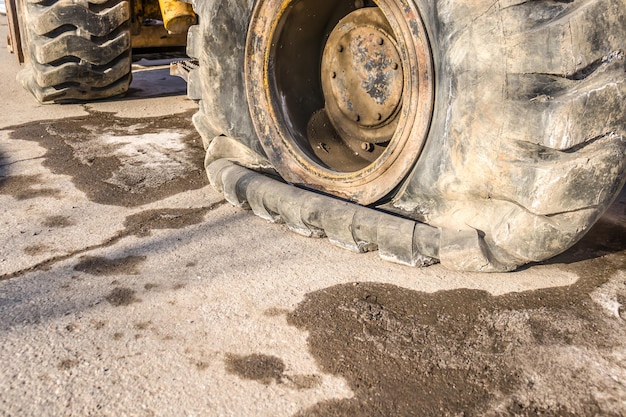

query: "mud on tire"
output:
191 0 626 272
17 0 132 102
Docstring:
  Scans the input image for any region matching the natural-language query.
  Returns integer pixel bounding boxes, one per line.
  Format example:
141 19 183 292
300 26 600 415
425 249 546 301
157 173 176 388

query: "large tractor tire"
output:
15 0 132 102
190 0 626 272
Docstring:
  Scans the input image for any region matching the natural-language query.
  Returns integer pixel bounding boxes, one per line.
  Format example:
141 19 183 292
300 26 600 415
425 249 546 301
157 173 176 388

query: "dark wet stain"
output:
144 283 159 290
264 307 291 317
285 374 323 390
105 287 139 307
123 207 210 237
42 215 74 228
186 261 197 268
289 249 626 416
134 321 152 330
57 359 78 370
225 353 322 390
73 255 146 276
172 283 186 290
196 361 210 371
1 200 225 282
225 353 286 385
112 332 124 340
23 244 48 256
91 320 107 330
0 174 61 200
5 109 205 207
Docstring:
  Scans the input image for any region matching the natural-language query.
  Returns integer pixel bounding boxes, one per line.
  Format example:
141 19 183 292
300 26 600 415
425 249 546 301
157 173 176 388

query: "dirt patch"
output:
65 323 78 333
105 287 139 307
224 353 323 390
73 255 146 276
134 321 152 331
57 359 78 370
123 207 211 237
42 215 74 228
196 361 210 371
225 353 286 385
0 174 60 200
264 308 291 317
91 320 107 330
5 109 206 207
289 247 626 416
285 374 323 391
3 203 223 282
23 245 49 256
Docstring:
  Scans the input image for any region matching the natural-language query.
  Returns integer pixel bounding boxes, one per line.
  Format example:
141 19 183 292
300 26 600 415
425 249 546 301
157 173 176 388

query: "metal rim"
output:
246 0 434 204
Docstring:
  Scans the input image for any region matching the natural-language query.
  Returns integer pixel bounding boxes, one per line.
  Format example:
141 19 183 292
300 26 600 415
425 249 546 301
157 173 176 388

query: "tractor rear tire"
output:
16 0 132 102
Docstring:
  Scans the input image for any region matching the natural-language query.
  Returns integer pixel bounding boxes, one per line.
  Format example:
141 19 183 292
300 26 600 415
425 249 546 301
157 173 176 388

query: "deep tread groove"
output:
18 0 132 102
28 1 130 37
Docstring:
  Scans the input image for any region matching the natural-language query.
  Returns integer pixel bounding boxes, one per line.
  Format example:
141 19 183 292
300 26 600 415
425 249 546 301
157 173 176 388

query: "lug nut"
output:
361 142 374 152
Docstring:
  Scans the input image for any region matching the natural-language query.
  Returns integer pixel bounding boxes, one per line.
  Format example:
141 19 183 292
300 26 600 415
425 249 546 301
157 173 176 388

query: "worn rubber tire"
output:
391 0 626 270
192 0 626 271
186 0 260 152
16 0 132 102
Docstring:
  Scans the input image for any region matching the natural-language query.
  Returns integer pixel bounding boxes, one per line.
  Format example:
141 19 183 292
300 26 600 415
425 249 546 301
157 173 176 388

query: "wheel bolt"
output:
361 142 374 152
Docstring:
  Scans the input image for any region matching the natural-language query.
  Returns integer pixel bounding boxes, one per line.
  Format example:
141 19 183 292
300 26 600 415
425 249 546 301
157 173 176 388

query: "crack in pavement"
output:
0 156 46 169
0 200 227 282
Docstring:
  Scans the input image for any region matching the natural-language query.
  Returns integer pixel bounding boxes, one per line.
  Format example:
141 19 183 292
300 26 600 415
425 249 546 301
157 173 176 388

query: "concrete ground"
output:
1 18 625 417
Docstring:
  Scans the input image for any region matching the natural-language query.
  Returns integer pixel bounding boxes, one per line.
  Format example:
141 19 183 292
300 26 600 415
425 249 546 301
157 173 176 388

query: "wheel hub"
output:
246 0 435 203
321 8 403 145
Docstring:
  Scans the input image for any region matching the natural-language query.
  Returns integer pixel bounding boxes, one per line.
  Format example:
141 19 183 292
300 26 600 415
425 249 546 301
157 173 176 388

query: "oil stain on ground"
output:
4 108 206 207
289 222 626 416
225 353 323 390
2 205 220 281
0 174 61 200
225 354 286 385
73 255 146 276
42 215 74 228
105 287 139 307
123 207 212 237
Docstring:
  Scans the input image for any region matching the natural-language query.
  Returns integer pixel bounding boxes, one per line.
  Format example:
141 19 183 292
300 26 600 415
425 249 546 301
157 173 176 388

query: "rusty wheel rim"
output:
246 0 434 204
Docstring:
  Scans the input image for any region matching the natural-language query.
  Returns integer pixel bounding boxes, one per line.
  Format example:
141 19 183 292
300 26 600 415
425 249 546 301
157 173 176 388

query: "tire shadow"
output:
533 184 626 266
